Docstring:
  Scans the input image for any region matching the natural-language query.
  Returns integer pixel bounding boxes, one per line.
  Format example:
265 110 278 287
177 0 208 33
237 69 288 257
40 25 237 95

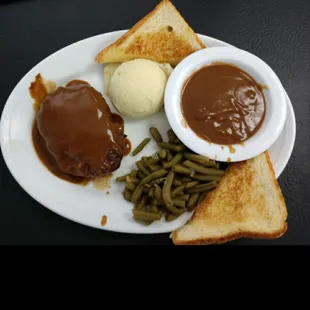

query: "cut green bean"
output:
173 179 183 187
149 177 166 187
167 129 177 143
131 186 144 204
193 174 223 182
137 171 145 180
154 185 162 202
136 161 151 176
171 185 186 198
150 127 163 143
165 213 183 222
184 153 210 164
148 164 162 172
139 169 168 187
185 181 200 189
126 183 136 192
183 160 224 176
166 150 173 162
184 153 220 169
130 170 138 177
162 171 174 207
197 191 209 205
123 190 132 202
126 176 140 184
132 138 151 156
159 149 167 159
172 199 186 208
185 181 218 193
145 157 160 165
187 193 199 211
171 164 193 176
135 195 148 210
116 175 127 182
132 209 162 222
163 152 183 169
158 142 185 152
176 194 190 202
148 187 155 198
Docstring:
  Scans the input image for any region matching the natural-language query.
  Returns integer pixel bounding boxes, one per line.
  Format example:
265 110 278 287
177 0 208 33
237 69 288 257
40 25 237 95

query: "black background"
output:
0 0 309 245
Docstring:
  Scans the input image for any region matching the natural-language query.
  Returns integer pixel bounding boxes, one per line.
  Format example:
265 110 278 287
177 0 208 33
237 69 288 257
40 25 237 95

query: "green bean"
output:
131 185 144 204
166 150 173 162
135 195 148 210
171 164 194 176
184 153 219 168
116 175 127 182
136 161 151 176
149 177 166 187
197 191 209 205
159 149 167 159
126 176 140 184
167 129 177 143
171 185 186 198
184 153 210 164
185 181 200 189
183 160 224 176
132 209 162 222
163 152 183 169
132 138 151 156
187 193 199 211
193 174 223 182
123 190 132 202
151 205 159 213
165 213 183 222
172 199 186 208
176 194 190 202
139 169 168 187
173 179 183 187
130 170 138 177
148 164 162 172
137 171 145 180
150 127 163 143
154 185 163 202
158 142 185 152
148 187 155 198
185 181 218 194
162 171 174 208
126 183 136 192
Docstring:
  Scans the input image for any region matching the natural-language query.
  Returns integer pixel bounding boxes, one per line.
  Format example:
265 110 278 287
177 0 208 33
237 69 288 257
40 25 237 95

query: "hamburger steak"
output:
35 80 126 178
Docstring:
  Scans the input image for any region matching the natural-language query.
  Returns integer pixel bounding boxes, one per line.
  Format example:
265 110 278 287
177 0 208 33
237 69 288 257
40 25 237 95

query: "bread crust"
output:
95 0 206 64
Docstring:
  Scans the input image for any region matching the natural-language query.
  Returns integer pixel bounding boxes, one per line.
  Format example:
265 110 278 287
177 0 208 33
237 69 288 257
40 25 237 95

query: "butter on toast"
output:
171 152 288 245
95 0 206 65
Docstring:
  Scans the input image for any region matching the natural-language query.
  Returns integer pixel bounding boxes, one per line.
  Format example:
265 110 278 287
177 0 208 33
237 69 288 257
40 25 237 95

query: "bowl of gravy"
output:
164 47 287 162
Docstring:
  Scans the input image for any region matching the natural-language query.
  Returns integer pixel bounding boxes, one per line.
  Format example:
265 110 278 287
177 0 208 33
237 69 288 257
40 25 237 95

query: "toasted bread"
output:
170 152 288 245
95 0 206 65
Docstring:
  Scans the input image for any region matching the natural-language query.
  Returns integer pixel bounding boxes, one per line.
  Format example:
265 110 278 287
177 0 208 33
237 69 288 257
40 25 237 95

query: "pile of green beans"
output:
116 127 227 225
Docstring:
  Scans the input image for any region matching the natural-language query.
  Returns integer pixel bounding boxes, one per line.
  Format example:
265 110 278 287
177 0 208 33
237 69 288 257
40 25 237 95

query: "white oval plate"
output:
0 30 296 234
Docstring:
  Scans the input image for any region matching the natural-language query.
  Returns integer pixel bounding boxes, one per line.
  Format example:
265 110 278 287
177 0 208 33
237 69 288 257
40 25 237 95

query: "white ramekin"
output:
164 47 287 162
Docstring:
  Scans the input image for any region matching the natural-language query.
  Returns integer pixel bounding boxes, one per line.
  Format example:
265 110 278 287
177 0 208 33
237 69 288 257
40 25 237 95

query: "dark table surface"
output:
0 0 309 245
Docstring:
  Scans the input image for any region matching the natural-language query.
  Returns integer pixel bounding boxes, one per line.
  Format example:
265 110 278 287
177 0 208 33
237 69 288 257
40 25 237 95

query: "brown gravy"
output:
30 75 130 184
181 63 266 145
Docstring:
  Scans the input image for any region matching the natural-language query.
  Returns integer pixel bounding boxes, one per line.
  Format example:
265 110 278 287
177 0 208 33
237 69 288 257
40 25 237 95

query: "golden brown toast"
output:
170 152 288 245
95 0 206 65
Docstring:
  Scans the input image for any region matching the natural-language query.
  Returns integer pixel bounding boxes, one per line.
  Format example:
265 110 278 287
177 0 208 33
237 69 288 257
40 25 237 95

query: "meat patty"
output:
36 80 125 178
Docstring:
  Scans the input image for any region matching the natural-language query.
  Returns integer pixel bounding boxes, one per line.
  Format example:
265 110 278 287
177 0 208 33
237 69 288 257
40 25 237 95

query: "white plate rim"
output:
0 30 296 234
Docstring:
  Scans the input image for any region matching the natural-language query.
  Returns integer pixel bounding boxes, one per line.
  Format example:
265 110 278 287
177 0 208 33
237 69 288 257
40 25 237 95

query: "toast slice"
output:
95 0 206 65
170 152 288 245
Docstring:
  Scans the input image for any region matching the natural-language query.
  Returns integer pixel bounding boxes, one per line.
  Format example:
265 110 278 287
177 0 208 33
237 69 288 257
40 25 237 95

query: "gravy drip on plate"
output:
181 63 266 145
